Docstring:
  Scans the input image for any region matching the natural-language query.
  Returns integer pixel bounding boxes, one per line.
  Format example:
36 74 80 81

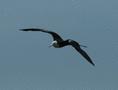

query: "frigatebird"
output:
20 28 95 66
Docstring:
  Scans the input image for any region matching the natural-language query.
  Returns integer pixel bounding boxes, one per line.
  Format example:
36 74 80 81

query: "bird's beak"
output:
48 43 53 48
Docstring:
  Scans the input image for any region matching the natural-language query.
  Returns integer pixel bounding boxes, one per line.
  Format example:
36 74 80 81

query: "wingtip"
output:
92 63 95 66
19 29 29 31
19 28 45 31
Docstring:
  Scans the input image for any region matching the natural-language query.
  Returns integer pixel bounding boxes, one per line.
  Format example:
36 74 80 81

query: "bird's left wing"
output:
20 28 64 42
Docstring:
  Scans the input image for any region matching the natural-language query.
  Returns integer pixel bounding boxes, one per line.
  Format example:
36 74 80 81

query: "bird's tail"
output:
80 44 87 48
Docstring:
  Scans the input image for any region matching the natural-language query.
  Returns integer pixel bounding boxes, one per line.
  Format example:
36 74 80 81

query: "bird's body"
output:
51 41 60 48
20 28 95 66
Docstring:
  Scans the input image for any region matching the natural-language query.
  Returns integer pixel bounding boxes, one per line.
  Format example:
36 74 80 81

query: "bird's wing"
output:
69 40 95 66
20 28 64 42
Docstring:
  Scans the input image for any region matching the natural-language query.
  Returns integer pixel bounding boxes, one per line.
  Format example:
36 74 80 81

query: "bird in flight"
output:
20 28 95 66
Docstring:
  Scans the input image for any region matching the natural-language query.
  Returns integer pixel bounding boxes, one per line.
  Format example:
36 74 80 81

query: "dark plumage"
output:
20 28 95 66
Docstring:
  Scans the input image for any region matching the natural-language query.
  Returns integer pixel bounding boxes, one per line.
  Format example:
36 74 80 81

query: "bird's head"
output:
49 41 58 48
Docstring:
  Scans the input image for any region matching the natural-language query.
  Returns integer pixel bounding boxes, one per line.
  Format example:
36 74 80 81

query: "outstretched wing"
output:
69 40 95 66
20 28 64 42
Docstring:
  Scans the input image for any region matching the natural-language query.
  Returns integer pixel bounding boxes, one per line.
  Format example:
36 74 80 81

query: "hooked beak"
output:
48 44 53 47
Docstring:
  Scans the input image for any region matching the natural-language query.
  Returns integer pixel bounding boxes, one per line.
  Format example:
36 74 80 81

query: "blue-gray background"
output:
0 0 118 90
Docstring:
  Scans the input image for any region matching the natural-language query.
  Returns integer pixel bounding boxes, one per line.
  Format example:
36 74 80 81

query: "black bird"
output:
20 28 95 66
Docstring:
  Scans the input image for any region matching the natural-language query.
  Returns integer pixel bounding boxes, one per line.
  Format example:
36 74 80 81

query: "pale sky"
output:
0 0 118 89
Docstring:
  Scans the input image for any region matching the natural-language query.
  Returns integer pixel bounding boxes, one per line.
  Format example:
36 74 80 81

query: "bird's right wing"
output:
69 40 95 66
20 28 64 42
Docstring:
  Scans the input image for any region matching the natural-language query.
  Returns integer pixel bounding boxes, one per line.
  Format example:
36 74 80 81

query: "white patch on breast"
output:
52 41 60 48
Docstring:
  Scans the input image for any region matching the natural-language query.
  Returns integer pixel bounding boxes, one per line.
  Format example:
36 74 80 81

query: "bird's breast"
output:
53 43 60 48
